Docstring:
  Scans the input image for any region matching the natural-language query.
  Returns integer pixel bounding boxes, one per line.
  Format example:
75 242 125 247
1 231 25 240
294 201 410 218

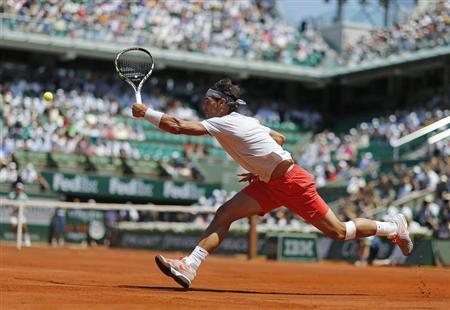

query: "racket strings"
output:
117 50 153 85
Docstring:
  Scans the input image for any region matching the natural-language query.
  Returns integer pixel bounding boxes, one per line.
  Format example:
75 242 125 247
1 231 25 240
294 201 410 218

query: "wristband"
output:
144 108 164 127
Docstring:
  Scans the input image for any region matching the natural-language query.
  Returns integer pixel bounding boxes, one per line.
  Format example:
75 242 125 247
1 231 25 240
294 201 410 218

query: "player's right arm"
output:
131 103 208 136
159 114 208 136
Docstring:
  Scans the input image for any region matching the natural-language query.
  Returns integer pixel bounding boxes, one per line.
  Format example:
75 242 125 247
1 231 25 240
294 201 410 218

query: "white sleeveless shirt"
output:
201 112 292 183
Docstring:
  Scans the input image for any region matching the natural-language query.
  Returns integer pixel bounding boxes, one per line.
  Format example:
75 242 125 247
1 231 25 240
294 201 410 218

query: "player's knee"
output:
327 223 346 241
214 205 233 224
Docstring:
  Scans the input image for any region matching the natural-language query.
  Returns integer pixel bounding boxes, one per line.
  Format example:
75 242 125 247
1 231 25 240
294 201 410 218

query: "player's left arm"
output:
269 129 286 146
132 103 208 136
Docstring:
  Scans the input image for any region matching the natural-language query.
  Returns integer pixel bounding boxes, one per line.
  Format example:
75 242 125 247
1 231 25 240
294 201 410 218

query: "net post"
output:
247 215 258 260
16 202 24 250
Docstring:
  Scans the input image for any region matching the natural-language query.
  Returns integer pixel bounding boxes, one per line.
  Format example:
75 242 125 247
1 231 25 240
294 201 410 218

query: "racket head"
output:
115 47 154 93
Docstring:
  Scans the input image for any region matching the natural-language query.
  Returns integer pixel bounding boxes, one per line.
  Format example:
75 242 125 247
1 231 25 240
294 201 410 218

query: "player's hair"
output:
212 78 241 113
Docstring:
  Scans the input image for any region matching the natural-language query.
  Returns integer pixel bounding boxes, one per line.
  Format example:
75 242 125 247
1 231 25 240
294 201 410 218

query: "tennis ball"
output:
43 91 53 102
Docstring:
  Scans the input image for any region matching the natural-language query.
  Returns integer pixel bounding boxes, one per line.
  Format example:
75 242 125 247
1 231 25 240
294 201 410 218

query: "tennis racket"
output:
115 47 154 104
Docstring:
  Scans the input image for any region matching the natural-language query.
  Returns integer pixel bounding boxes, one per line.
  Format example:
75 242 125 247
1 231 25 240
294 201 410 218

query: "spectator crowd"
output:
1 0 328 66
2 0 449 67
0 61 322 163
298 96 450 187
341 0 450 66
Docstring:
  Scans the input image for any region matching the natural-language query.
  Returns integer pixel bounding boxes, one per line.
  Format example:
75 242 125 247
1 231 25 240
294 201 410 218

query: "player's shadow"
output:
119 285 370 296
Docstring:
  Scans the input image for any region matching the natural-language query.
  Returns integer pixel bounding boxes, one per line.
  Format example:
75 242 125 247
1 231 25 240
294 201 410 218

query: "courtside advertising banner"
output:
41 172 219 203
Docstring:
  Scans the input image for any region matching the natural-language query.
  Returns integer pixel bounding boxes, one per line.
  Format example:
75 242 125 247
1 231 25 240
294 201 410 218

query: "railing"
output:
428 128 450 145
390 188 434 210
390 116 450 160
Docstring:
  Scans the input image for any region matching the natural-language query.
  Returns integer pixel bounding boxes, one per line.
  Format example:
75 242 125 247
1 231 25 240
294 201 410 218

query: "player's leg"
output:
281 165 413 256
22 223 31 247
196 191 263 253
155 191 263 288
306 198 413 256
309 207 382 240
10 217 31 247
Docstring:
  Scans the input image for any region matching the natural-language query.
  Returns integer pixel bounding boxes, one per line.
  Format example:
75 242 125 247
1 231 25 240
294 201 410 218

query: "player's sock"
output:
24 233 31 247
375 221 398 237
185 246 208 270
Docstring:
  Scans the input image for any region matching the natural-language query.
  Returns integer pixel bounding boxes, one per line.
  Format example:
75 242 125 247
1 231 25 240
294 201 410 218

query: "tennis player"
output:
131 78 413 288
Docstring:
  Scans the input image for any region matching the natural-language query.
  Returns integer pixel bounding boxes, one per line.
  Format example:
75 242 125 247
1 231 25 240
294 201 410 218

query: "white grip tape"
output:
135 92 142 104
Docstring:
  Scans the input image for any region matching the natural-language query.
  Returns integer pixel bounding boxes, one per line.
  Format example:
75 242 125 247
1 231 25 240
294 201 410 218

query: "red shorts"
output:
241 164 329 223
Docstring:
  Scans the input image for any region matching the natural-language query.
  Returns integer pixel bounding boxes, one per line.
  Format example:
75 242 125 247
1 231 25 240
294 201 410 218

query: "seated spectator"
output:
415 195 440 232
20 163 38 184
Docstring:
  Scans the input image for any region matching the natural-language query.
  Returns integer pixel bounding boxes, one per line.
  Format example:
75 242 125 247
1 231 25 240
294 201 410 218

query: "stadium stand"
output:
340 0 450 66
2 0 448 68
0 0 329 67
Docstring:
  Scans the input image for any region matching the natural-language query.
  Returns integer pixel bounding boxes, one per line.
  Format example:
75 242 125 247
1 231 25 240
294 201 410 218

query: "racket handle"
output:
135 92 142 104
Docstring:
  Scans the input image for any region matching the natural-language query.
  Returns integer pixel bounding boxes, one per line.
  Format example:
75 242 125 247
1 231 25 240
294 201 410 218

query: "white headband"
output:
206 88 246 105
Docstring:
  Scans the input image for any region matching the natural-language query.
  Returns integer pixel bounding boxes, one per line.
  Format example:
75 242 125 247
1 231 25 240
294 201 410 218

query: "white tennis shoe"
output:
389 214 414 256
155 255 196 288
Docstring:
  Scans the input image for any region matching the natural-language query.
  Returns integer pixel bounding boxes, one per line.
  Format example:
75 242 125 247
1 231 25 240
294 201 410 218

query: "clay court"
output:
1 244 449 309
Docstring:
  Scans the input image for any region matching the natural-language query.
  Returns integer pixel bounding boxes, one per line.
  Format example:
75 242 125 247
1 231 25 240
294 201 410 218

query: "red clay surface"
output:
1 244 449 309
